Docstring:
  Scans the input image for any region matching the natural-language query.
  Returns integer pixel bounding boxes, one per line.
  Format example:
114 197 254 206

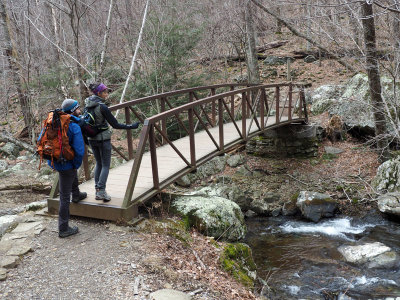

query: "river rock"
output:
282 200 299 216
0 160 8 171
0 142 20 158
296 191 337 222
175 175 191 187
373 156 400 192
0 255 19 269
227 185 252 211
338 242 399 269
0 215 20 236
226 154 245 167
263 56 287 65
249 192 281 216
172 195 246 241
0 268 6 281
324 146 344 155
150 289 191 300
376 192 400 216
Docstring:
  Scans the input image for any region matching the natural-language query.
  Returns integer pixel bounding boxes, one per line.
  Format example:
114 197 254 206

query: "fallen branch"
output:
0 183 51 193
286 174 309 186
192 249 207 270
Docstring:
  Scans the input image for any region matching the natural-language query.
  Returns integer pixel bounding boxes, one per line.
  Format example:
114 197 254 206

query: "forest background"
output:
0 0 400 159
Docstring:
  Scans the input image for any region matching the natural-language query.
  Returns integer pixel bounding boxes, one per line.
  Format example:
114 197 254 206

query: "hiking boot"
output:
95 190 111 202
72 192 87 203
59 226 79 238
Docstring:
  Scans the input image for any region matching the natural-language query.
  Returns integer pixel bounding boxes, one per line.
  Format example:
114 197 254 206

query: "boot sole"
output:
95 196 111 202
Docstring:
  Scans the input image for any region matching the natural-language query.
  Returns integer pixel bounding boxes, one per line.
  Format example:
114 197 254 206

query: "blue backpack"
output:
79 107 108 138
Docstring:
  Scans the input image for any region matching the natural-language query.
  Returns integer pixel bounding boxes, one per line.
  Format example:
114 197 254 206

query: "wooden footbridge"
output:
48 82 310 221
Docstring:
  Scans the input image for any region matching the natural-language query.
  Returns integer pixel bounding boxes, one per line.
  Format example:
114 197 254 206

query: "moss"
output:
220 243 257 288
322 153 337 160
290 192 300 203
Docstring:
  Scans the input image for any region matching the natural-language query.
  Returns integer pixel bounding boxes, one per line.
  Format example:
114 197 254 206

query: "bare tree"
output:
98 0 115 80
0 0 33 133
361 1 390 162
245 0 260 84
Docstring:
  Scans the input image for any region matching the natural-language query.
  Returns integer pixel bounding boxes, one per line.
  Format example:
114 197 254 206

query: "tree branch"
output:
250 0 357 72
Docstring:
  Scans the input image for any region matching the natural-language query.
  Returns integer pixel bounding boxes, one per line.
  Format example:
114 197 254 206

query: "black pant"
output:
58 168 79 232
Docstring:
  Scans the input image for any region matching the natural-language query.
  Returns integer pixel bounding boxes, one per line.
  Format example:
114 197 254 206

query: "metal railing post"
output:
161 97 167 145
149 124 159 189
260 88 265 130
125 107 133 159
275 86 280 124
288 83 293 120
218 98 224 152
211 88 216 126
230 86 235 117
242 92 247 140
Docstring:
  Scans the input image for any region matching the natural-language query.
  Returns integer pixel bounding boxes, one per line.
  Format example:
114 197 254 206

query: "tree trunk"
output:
244 0 259 85
98 0 115 80
361 2 390 162
0 0 33 131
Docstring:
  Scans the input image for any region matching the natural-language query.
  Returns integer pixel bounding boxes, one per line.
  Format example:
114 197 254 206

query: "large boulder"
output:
328 73 375 132
373 156 400 192
338 242 399 269
296 191 337 222
310 84 345 115
376 192 400 217
311 73 400 135
172 195 246 241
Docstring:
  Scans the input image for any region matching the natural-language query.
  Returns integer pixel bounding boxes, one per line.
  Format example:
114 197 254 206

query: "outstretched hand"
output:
130 122 140 129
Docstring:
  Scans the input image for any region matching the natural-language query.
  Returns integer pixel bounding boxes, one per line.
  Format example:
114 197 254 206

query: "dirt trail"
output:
0 214 257 300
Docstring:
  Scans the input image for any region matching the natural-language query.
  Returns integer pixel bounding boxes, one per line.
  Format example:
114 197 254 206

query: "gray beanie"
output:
61 99 80 113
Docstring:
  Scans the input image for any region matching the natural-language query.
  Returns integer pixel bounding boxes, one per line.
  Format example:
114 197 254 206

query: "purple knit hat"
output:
92 83 108 95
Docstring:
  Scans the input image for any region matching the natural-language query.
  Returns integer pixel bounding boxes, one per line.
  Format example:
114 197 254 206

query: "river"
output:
244 212 400 299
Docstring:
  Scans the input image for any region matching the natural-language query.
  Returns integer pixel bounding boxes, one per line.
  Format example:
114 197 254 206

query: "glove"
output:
129 122 140 129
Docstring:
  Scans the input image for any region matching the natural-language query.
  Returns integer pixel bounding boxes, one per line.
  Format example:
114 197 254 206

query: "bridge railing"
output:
115 82 310 207
81 84 254 179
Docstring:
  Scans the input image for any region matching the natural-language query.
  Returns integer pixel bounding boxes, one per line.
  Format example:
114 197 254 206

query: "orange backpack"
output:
37 109 75 169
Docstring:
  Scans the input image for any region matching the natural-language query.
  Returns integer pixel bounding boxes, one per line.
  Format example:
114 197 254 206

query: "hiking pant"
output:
88 139 111 191
58 168 79 232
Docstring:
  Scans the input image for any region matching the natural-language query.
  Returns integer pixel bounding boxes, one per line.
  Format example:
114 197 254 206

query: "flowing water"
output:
244 213 400 299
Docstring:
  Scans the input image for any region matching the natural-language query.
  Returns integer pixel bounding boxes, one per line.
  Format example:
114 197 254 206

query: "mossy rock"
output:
220 243 257 288
172 195 246 241
137 218 192 247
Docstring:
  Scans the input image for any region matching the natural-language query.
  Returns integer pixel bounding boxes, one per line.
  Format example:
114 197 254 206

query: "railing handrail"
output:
108 82 310 111
144 83 307 124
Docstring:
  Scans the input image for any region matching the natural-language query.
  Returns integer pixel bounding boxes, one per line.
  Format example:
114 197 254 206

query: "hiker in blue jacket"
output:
53 99 86 238
84 83 139 202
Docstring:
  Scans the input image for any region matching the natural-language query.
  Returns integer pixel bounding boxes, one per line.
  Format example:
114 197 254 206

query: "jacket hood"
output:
85 95 104 108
